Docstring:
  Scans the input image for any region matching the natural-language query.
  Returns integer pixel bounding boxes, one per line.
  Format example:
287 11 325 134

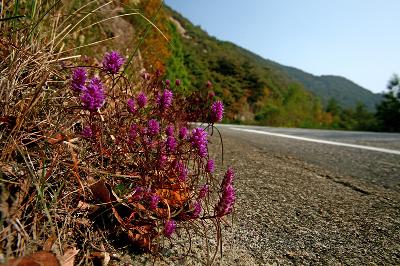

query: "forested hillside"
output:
160 5 383 128
163 6 332 127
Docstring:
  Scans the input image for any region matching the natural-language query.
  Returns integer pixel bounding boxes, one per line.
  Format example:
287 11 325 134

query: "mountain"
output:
274 64 382 111
163 5 381 113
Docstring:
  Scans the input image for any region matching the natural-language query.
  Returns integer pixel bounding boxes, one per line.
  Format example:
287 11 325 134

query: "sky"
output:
164 0 400 93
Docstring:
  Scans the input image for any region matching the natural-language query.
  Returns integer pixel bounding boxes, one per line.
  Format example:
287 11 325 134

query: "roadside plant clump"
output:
67 51 235 256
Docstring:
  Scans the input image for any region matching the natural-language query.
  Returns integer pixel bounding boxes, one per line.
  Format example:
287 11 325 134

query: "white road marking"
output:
230 127 400 156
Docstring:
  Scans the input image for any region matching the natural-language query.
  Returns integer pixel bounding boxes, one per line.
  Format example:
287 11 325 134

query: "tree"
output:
375 75 400 132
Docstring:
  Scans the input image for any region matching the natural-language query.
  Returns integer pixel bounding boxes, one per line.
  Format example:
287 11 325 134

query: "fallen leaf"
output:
58 248 79 266
5 251 60 266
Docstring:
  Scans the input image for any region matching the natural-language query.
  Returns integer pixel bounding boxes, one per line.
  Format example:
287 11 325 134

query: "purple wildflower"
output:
198 184 209 199
206 80 213 88
71 67 87 92
175 161 188 181
190 128 208 158
211 100 224 123
221 167 234 189
149 194 160 210
175 79 181 86
137 92 147 108
102 51 124 74
206 159 215 173
129 124 138 140
157 89 173 111
214 184 235 217
179 127 188 139
132 187 144 201
147 119 160 136
215 167 235 217
164 219 176 237
158 154 167 168
166 136 177 152
127 98 136 114
80 77 106 112
189 201 202 219
165 79 170 86
81 126 93 138
165 125 174 136
141 72 150 80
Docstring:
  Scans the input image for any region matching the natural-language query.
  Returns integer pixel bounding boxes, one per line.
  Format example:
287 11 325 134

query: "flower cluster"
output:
164 220 176 237
69 51 235 255
71 67 87 92
102 51 124 74
211 100 224 123
215 168 236 217
190 128 208 158
157 89 173 111
137 92 147 108
147 119 160 136
80 78 106 112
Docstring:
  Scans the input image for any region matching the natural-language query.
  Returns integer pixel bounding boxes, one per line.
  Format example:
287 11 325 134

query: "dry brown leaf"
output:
90 179 112 203
58 248 79 266
5 251 60 266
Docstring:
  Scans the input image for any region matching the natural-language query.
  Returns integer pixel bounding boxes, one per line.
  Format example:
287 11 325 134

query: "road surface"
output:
134 125 400 265
219 124 400 191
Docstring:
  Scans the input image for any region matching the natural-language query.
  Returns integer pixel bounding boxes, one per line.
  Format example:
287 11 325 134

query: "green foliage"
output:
165 21 191 94
375 75 400 132
325 98 378 131
277 66 382 111
163 6 332 127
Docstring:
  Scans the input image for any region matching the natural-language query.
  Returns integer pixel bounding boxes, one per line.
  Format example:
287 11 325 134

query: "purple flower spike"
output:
166 125 174 136
81 126 93 138
211 100 224 123
175 161 188 181
148 119 160 136
158 89 173 111
141 72 150 80
149 194 160 210
158 154 167 168
165 79 170 86
81 77 106 112
190 128 208 158
137 92 147 108
175 79 181 86
206 159 215 173
190 201 202 219
215 184 235 217
129 124 138 140
102 51 124 74
215 167 236 217
198 184 209 199
71 67 87 92
132 187 144 201
127 98 136 114
179 127 188 139
164 219 176 237
166 136 177 152
222 167 235 189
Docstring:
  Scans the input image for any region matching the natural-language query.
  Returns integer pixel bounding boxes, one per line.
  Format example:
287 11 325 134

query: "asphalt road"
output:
206 125 400 265
218 124 400 191
134 125 400 265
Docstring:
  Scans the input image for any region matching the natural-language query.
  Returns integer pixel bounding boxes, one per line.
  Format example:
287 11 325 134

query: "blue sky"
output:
164 0 400 93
